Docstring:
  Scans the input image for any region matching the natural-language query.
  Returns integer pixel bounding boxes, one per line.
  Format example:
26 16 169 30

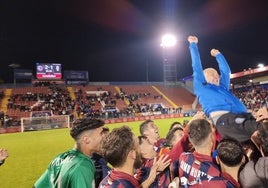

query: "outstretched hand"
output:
0 148 8 161
141 155 171 188
154 154 171 173
188 36 198 43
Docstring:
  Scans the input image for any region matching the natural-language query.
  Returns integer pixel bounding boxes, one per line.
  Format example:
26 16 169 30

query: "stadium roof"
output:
230 65 268 85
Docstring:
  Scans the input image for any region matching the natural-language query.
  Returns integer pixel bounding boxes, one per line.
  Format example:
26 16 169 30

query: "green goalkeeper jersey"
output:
34 149 95 188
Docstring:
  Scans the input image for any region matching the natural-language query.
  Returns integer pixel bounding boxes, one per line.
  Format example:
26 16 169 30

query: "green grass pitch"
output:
0 117 191 188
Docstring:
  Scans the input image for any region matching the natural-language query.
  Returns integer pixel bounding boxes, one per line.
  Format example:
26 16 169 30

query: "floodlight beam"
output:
160 34 177 47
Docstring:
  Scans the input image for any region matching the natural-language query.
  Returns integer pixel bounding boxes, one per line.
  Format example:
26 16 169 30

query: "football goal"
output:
21 115 70 132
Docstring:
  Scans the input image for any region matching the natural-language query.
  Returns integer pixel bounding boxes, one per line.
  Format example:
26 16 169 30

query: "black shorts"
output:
215 113 260 142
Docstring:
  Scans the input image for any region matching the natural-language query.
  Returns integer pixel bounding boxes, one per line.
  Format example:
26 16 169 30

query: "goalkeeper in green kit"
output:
34 118 105 188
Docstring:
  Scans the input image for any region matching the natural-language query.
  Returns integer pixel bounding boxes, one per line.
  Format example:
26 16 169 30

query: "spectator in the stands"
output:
0 111 4 127
3 115 10 128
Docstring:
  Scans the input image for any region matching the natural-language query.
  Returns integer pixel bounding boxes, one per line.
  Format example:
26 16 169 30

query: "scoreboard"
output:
36 63 62 79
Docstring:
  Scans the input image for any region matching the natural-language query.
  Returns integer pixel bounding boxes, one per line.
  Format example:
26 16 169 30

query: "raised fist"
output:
188 36 198 43
210 49 220 57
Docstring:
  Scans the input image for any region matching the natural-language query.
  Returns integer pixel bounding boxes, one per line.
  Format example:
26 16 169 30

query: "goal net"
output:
21 115 70 132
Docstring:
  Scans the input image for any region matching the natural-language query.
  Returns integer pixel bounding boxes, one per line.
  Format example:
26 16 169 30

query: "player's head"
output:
138 135 156 159
70 118 105 139
169 121 183 131
203 68 219 85
70 118 105 153
166 127 184 147
101 126 143 169
188 119 213 150
217 137 244 167
140 120 160 145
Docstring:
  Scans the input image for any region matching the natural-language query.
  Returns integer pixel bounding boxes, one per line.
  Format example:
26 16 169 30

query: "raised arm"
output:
188 36 207 88
211 49 231 89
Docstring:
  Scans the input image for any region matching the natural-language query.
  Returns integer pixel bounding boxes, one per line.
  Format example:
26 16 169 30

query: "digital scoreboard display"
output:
36 63 62 79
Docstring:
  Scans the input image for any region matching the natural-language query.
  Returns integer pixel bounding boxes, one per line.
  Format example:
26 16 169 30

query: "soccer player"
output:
166 127 185 148
135 135 171 188
215 138 244 187
139 120 167 150
169 121 184 131
34 118 105 188
91 127 111 187
177 119 221 187
99 126 159 187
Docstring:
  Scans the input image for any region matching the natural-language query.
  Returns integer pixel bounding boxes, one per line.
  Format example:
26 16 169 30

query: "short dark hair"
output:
139 119 153 135
166 127 183 147
169 121 183 130
101 126 135 167
70 118 104 140
188 119 211 146
101 127 110 134
138 135 147 145
217 138 243 167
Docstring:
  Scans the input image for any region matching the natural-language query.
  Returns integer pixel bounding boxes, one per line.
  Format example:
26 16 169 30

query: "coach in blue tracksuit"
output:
188 35 262 142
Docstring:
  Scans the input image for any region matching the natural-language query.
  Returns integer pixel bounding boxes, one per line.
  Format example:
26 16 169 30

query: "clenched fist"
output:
210 49 220 57
188 36 198 43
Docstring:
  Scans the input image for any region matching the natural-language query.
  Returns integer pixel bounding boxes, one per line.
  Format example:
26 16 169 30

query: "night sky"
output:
1 0 268 83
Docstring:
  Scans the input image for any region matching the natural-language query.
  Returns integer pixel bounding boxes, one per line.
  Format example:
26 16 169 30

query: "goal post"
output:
21 115 70 132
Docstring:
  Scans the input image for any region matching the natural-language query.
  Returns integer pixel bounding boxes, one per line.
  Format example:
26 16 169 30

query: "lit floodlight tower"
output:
161 34 177 47
160 34 177 85
258 63 264 68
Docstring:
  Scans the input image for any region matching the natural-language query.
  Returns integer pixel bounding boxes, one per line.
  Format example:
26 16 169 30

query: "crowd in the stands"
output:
1 82 268 128
234 84 268 111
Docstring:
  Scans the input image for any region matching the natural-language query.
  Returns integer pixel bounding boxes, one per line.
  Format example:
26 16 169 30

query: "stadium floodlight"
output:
160 34 177 47
160 33 177 84
258 63 264 68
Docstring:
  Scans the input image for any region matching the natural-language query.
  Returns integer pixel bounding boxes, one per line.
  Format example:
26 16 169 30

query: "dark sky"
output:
1 0 268 83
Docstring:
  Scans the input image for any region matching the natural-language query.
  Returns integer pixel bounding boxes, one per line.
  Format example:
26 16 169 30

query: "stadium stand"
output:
155 85 198 111
118 85 172 106
1 64 268 133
